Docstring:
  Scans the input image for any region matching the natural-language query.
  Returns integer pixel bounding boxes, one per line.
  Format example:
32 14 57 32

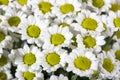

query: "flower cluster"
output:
0 0 120 80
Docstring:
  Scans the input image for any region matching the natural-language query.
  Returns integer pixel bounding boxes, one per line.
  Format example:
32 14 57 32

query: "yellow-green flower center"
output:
8 16 21 27
0 55 7 66
114 17 120 27
50 33 65 46
23 53 36 66
0 32 6 42
74 56 91 71
71 36 77 47
60 3 74 14
83 36 96 48
115 50 120 60
102 58 114 73
103 46 110 52
81 18 97 30
59 23 70 27
17 0 27 6
38 1 52 14
0 0 9 5
92 0 104 8
27 25 41 38
115 30 120 39
0 19 2 23
46 52 60 66
23 71 35 80
0 72 7 80
82 0 87 3
110 4 120 12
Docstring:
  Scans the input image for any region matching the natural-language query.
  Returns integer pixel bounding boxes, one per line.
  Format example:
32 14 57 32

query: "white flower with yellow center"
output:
10 44 42 72
52 0 81 18
11 0 32 10
31 0 55 18
49 74 68 80
113 29 120 43
107 11 120 32
109 42 120 62
88 0 111 13
97 51 119 79
15 69 44 80
66 49 98 77
76 33 105 53
0 27 12 53
39 47 67 72
4 8 27 32
72 10 104 34
52 16 73 28
0 69 13 80
0 50 11 71
19 15 49 47
109 0 120 12
43 25 73 49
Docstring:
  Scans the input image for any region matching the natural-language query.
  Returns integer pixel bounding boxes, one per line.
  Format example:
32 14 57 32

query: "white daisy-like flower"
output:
0 69 13 80
76 33 105 53
97 51 119 79
0 50 11 71
109 0 120 12
39 47 68 73
101 15 113 37
52 0 81 18
11 0 32 11
66 49 98 77
0 27 12 53
49 74 68 80
19 15 49 47
3 8 27 32
9 44 42 72
87 0 111 13
15 69 44 80
107 11 120 32
31 0 56 18
72 10 104 34
43 25 73 49
109 42 120 62
113 29 120 43
52 16 73 28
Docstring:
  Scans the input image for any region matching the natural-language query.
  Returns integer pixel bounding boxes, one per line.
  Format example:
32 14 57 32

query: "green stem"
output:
104 31 116 48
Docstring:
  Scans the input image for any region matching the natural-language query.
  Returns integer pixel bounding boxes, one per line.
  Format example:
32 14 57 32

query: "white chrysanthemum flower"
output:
0 27 12 53
87 0 111 13
11 0 32 11
0 50 11 71
97 51 119 79
52 0 81 18
52 16 73 28
3 8 27 32
9 44 42 72
0 69 13 80
107 11 120 32
31 0 56 18
39 47 67 73
19 15 49 47
76 33 105 53
110 42 120 62
101 15 113 37
15 69 44 80
43 25 73 49
109 0 120 12
72 10 104 34
66 49 98 77
49 74 68 80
